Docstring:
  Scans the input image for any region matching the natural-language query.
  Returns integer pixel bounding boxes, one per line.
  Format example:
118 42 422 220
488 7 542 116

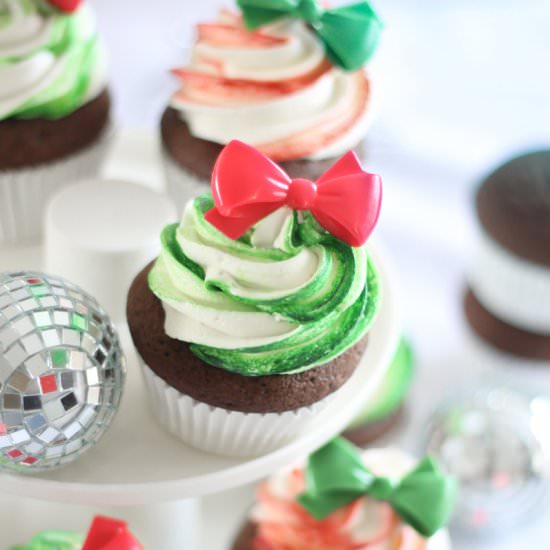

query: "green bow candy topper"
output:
236 0 382 71
297 437 457 538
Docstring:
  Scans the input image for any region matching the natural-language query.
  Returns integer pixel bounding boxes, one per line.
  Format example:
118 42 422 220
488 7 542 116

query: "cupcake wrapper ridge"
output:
139 358 335 457
0 126 113 247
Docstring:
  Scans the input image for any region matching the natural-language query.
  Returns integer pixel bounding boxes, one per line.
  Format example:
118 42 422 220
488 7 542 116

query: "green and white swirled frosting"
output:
9 530 83 550
148 195 380 376
0 0 106 120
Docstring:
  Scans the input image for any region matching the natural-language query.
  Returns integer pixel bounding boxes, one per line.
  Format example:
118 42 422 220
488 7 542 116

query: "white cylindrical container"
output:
45 179 176 320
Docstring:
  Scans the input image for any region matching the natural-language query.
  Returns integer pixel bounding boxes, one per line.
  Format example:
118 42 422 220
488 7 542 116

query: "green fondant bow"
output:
236 0 382 71
297 438 456 537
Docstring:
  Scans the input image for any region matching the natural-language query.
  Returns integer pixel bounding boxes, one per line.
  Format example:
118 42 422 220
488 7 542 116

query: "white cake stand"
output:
0 130 401 549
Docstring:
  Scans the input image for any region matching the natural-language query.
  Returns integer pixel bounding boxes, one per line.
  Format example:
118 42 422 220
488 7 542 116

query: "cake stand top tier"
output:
0 131 400 506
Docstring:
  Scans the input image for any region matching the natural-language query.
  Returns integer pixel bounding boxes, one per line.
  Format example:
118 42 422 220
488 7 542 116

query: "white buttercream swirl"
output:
170 11 373 161
0 0 54 57
158 204 325 349
0 0 107 120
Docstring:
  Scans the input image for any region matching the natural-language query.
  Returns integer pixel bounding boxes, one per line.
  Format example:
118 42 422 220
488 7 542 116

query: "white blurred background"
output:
92 1 550 548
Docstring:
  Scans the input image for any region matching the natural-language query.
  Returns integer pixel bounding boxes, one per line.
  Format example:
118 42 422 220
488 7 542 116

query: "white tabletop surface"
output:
13 0 550 548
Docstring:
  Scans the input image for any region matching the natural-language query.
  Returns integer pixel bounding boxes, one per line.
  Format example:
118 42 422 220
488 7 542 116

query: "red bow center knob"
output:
287 178 317 210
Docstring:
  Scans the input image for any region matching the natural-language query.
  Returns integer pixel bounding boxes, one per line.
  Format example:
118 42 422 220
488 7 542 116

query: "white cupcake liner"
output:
161 149 209 214
138 357 335 457
0 126 113 247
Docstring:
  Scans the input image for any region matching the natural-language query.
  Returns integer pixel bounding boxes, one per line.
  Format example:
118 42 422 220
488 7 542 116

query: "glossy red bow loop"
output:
205 140 382 247
82 516 143 550
47 0 82 12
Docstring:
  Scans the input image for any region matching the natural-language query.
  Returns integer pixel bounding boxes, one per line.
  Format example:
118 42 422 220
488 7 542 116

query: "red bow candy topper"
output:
205 141 382 247
47 0 82 13
82 516 143 550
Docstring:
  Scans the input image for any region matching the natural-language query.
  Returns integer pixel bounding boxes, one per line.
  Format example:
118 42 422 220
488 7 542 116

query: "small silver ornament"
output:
0 271 125 473
424 384 550 535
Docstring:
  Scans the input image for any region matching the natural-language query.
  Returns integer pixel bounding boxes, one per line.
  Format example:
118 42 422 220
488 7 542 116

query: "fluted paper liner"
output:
0 128 113 247
139 358 336 457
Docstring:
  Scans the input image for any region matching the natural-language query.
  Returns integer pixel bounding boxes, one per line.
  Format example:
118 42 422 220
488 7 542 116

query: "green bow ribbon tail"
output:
236 0 382 71
297 437 456 538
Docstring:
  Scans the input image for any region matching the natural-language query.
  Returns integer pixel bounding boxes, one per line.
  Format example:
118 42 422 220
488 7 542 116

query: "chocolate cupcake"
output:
127 140 383 456
161 1 382 210
343 337 413 446
232 437 455 549
464 150 550 359
0 0 112 246
9 515 142 549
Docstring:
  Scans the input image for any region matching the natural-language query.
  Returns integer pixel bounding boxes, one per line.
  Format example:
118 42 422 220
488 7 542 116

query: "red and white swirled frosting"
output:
170 9 374 161
249 449 452 550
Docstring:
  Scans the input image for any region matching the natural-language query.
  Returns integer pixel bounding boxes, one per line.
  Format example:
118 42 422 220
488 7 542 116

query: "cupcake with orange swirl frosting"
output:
161 0 382 209
232 438 455 550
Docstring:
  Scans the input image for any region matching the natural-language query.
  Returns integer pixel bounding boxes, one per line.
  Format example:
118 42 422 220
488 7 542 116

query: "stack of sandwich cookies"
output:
465 151 550 360
344 338 414 446
161 0 382 208
127 140 383 456
0 0 111 245
232 437 456 549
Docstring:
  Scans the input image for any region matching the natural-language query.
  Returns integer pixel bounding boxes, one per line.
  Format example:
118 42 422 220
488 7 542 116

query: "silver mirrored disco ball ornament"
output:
0 272 125 473
425 385 550 536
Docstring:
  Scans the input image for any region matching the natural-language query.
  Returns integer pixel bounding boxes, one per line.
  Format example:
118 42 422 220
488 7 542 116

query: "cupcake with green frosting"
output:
127 140 383 456
9 515 143 550
344 337 414 446
10 531 83 550
0 0 111 246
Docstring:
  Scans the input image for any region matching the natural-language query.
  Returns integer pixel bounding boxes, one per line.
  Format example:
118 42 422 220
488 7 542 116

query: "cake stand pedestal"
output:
0 130 401 549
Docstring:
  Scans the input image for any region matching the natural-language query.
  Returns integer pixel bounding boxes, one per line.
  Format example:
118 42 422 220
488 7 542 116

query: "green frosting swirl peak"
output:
0 1 104 120
348 338 414 429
